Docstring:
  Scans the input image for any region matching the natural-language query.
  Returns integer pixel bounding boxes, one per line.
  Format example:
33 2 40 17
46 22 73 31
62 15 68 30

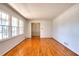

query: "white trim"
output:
0 34 25 43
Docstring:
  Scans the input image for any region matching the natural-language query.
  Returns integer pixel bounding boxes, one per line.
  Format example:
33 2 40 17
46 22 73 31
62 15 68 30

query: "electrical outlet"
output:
64 42 69 46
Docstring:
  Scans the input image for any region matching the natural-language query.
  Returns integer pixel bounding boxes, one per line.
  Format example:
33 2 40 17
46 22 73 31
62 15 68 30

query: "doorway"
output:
31 23 40 38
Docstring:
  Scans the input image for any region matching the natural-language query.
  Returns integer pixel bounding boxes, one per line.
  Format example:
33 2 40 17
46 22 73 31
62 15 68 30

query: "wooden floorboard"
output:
4 37 78 56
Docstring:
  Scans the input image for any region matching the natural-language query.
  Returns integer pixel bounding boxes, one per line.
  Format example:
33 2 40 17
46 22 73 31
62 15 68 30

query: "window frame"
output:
0 11 10 40
12 16 19 37
0 10 24 41
19 19 24 34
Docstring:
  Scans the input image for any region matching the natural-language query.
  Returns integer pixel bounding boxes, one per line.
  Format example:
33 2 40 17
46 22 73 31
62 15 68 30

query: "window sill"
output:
0 34 25 43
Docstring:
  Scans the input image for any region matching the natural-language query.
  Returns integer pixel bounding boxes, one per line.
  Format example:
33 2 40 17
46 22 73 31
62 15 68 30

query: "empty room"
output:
0 3 79 56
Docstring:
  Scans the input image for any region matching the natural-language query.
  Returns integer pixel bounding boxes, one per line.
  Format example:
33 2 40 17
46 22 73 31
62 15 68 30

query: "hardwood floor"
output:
4 37 78 56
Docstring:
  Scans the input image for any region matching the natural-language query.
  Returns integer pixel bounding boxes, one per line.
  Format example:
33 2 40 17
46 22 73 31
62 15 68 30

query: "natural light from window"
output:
0 11 24 41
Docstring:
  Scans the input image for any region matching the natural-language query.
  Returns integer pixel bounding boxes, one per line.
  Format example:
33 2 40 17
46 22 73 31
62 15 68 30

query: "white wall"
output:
0 4 28 55
27 19 52 38
52 4 79 55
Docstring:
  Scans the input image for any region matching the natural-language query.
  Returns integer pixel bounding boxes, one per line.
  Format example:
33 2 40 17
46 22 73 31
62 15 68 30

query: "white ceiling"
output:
9 3 74 20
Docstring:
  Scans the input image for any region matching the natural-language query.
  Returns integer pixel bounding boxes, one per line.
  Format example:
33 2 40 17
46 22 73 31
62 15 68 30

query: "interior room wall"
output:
27 19 52 38
52 4 79 55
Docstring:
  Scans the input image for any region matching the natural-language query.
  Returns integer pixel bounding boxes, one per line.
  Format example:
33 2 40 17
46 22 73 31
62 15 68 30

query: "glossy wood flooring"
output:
4 37 78 56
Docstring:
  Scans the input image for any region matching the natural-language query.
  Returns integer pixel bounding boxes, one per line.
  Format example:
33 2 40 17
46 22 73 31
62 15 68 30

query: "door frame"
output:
31 23 40 38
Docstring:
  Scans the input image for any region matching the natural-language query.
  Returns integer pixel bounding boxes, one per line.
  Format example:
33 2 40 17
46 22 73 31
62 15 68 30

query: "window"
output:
0 26 2 39
12 17 24 36
19 20 24 34
2 12 9 39
0 11 24 40
0 11 9 40
12 16 18 36
0 12 2 39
